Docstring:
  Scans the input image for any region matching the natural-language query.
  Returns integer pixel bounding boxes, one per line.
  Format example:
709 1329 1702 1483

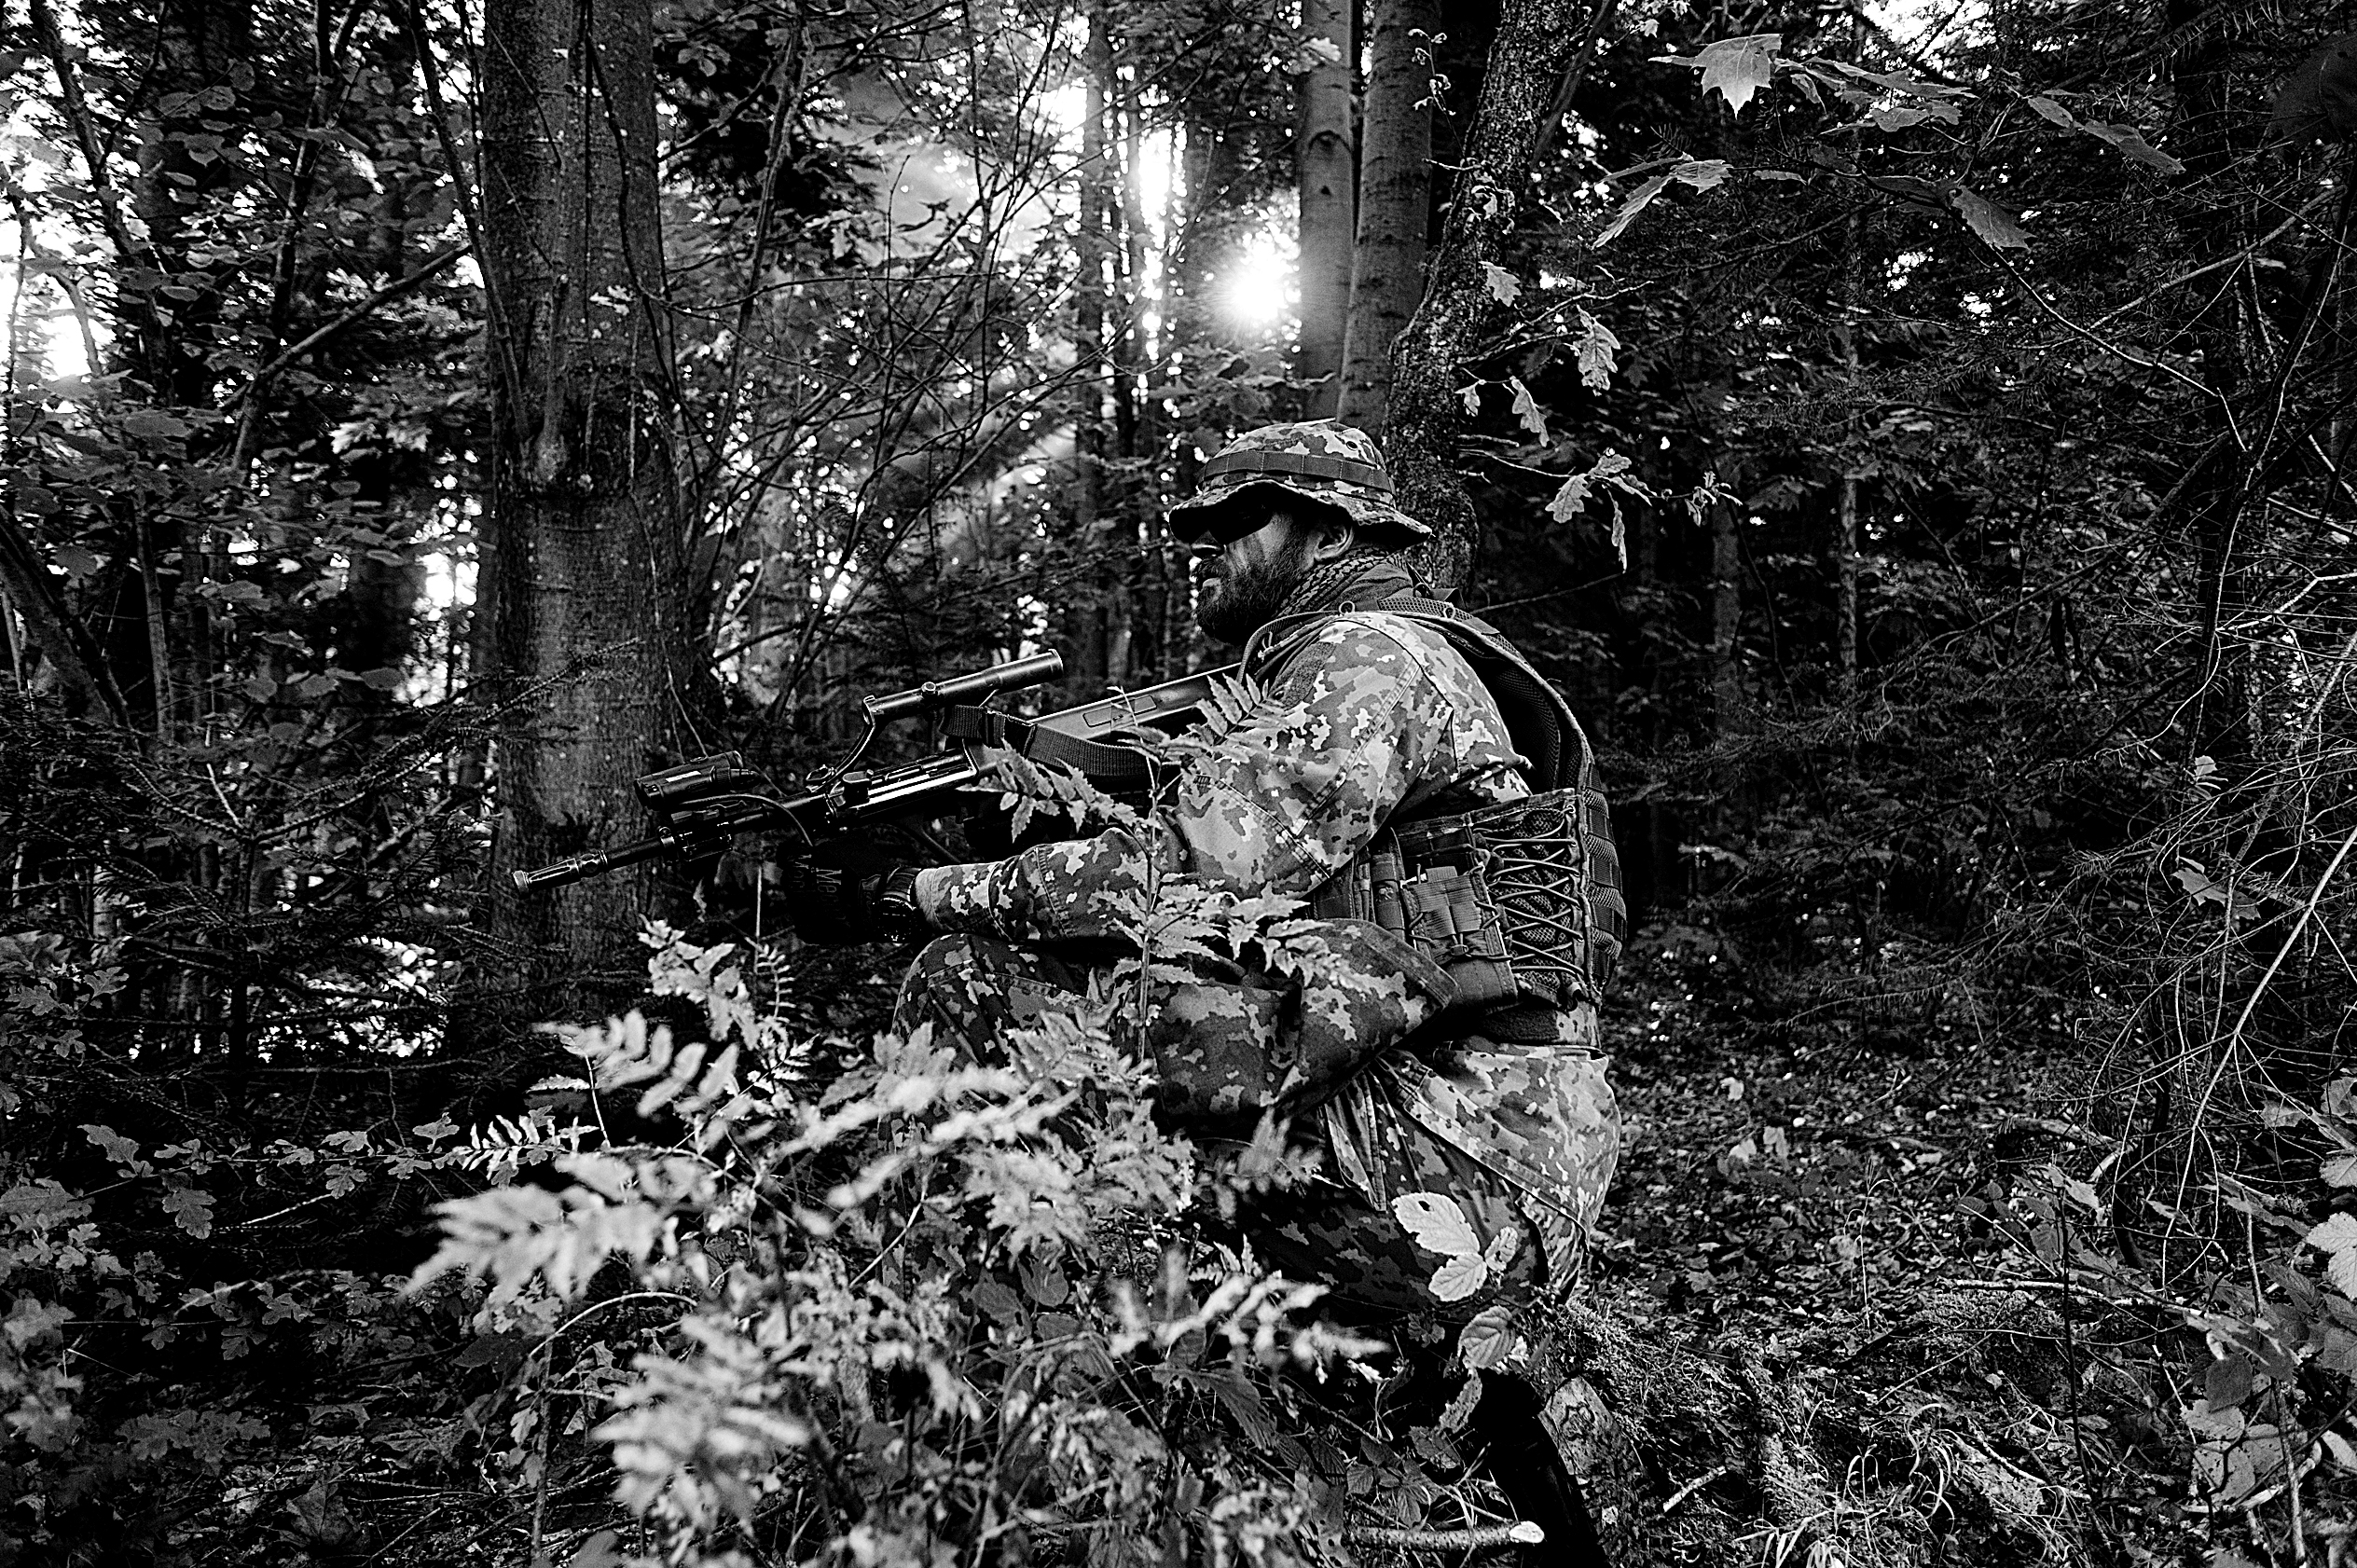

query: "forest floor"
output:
1592 947 2073 1339
1581 942 2154 1564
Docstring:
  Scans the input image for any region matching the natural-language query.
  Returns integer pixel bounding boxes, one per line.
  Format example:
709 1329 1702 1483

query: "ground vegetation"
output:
3 0 2356 1563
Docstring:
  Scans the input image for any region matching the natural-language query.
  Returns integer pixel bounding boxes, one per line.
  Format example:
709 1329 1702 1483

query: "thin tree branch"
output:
0 508 131 726
404 0 526 415
1992 251 2245 439
1530 0 1620 163
227 241 473 410
26 0 152 268
1843 0 1966 86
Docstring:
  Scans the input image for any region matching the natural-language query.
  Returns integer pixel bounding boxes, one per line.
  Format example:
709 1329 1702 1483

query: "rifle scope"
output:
861 651 1066 722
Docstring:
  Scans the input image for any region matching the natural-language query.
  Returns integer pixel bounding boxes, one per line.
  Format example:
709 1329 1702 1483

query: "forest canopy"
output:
3 0 2357 1563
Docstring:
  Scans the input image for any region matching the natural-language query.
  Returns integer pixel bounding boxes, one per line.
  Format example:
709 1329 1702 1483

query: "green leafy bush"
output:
410 907 1536 1565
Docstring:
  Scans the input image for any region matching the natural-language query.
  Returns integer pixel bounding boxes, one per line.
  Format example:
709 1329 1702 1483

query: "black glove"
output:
784 843 925 945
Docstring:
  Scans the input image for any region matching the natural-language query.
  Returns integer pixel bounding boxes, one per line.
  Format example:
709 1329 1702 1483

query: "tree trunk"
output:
1337 0 1434 435
2168 0 2254 771
1382 0 1606 594
1709 499 1743 727
1294 0 1355 419
1833 212 1863 694
1059 3 1113 703
476 0 701 1018
1833 473 1858 687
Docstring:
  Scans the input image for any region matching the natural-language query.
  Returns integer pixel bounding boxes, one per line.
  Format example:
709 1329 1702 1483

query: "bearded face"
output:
1193 512 1320 645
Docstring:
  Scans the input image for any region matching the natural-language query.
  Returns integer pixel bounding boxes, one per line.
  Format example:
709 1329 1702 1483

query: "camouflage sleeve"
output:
912 615 1518 944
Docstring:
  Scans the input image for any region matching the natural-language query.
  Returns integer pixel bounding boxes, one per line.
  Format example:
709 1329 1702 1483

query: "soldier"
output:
790 420 1629 1561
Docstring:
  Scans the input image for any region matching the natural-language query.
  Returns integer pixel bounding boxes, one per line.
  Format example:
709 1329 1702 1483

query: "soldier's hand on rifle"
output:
783 843 926 945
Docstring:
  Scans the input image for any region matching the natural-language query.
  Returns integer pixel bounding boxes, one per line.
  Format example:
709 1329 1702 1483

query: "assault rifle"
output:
511 650 1227 892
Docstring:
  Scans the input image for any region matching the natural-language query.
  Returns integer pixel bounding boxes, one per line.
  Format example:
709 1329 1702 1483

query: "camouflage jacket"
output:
912 561 1527 939
910 557 1620 1272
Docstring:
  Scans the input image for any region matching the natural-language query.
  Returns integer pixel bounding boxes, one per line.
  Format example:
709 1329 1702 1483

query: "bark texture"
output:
1062 0 1116 701
1382 0 1601 593
1294 0 1355 419
1709 500 1742 725
477 0 701 1013
1336 0 1435 435
2168 0 2256 770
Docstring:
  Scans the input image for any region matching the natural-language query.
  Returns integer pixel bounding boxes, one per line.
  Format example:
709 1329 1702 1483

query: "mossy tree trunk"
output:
1381 0 1608 595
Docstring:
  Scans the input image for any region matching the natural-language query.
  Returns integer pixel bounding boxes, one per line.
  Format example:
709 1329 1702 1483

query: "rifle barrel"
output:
510 833 673 892
511 650 1076 894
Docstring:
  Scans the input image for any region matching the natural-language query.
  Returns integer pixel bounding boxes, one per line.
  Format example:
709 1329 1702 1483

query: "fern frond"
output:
597 1314 812 1531
409 1179 669 1305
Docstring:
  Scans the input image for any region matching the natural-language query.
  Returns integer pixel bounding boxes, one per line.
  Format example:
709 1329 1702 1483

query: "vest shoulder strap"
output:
1368 598 1589 795
1241 596 1594 793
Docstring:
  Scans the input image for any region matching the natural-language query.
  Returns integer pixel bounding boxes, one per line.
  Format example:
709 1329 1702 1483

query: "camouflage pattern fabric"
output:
902 557 1621 1319
912 602 1528 941
1165 418 1430 540
1143 917 1455 1125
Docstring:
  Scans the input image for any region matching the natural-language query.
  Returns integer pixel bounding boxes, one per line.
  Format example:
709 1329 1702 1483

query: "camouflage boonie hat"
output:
1169 419 1430 541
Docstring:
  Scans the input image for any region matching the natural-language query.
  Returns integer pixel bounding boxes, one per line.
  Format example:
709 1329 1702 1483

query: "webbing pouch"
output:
1313 787 1620 1016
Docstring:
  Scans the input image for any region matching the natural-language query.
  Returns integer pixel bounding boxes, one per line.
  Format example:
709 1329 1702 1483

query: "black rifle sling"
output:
938 707 1158 791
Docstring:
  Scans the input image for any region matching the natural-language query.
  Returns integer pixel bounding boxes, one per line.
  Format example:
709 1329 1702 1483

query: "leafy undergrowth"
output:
1583 930 2357 1568
1588 932 2104 1564
17 919 2357 1568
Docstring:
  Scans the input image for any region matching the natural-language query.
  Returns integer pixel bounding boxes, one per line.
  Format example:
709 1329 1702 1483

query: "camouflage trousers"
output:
893 932 1612 1323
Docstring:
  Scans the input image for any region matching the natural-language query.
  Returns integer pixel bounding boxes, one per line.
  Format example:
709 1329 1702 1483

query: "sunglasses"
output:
1175 503 1280 553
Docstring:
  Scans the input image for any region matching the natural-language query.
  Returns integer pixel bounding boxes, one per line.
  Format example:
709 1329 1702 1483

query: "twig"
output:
1346 1520 1547 1549
1031 1516 1545 1561
402 0 525 416
1993 1116 2117 1149
1993 251 2243 430
2181 824 2357 1205
228 242 472 408
1531 0 1621 163
26 0 151 268
1664 1465 1733 1515
1843 1 1966 85
1947 1275 2192 1315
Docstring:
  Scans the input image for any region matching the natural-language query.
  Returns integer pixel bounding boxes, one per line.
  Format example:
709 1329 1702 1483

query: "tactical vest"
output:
1243 597 1626 1034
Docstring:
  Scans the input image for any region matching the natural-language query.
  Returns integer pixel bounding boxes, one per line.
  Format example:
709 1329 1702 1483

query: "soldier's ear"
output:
1306 513 1358 563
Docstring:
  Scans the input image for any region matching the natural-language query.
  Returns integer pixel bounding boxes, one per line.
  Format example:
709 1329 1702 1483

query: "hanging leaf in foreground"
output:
2021 91 2188 172
1653 33 1784 115
1671 158 1730 191
1594 159 1728 248
1547 450 1651 569
1950 186 2030 250
1507 377 1548 443
1593 173 1670 247
1573 309 1620 391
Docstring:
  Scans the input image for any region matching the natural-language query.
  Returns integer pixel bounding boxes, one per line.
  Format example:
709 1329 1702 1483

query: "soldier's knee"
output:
891 934 981 1032
906 933 983 988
